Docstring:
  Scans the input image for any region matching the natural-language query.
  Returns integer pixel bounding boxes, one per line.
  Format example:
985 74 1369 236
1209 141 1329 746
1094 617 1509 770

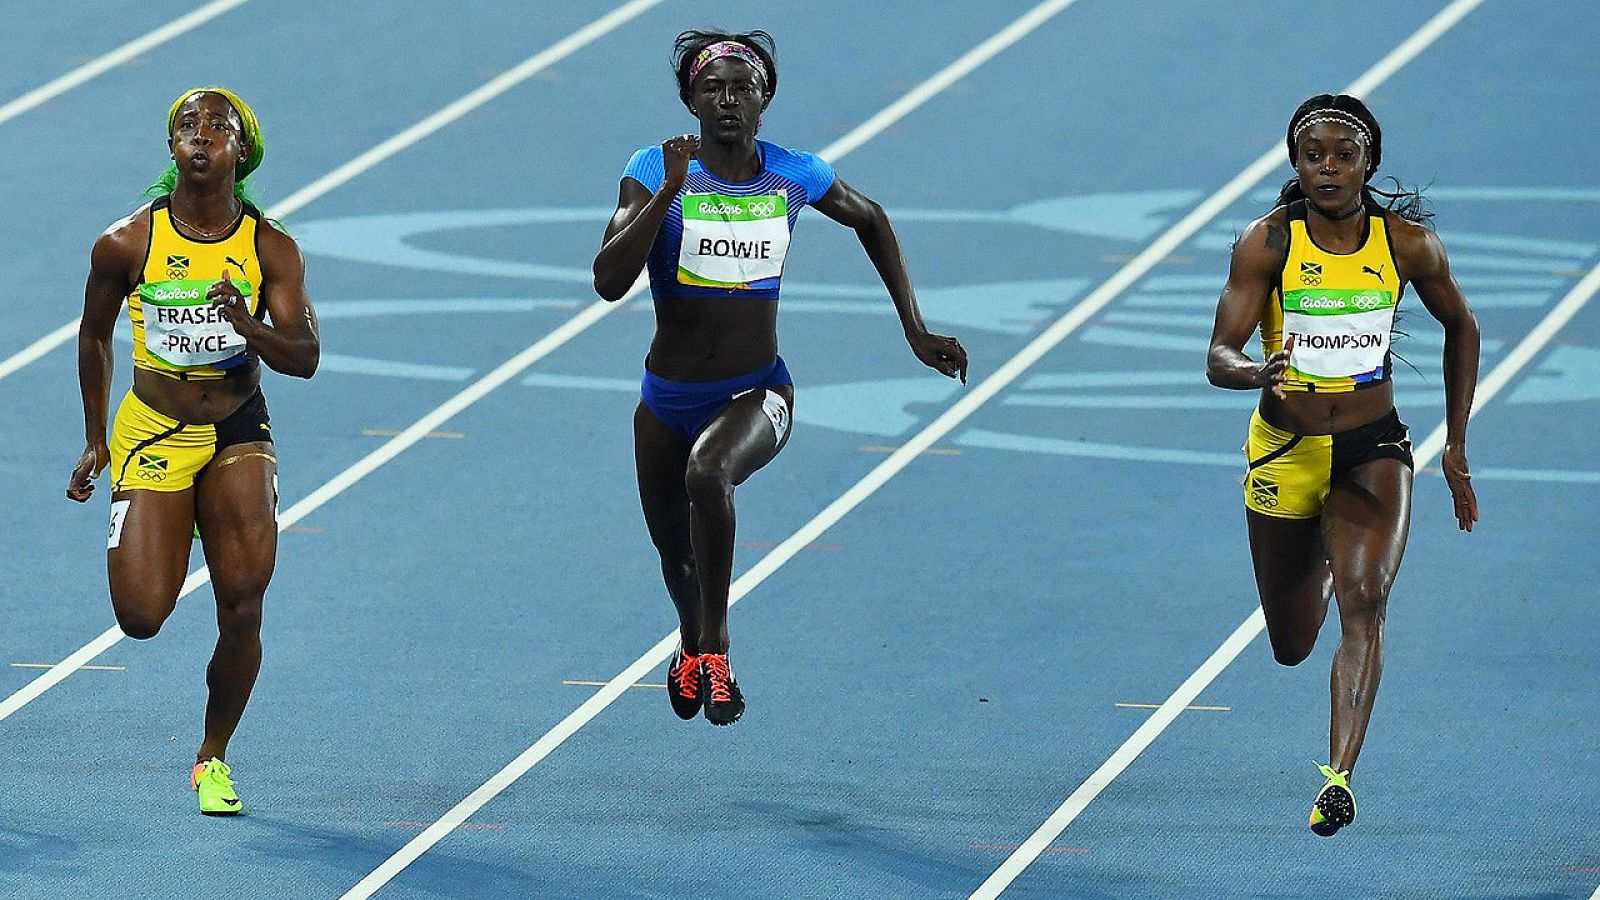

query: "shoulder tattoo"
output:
1264 221 1288 256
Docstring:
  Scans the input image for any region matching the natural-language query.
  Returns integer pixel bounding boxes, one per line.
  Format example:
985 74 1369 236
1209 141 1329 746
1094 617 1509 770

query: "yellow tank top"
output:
1261 200 1403 393
129 196 266 380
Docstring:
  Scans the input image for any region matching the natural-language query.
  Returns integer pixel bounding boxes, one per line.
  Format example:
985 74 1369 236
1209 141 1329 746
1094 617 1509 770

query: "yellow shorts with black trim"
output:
1242 407 1413 519
109 389 273 493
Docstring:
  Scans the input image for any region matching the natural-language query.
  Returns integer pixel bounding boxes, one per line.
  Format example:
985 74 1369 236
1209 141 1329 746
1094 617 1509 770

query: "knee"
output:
116 608 167 640
214 590 265 636
1338 580 1391 632
658 555 696 585
1270 637 1314 667
684 458 734 505
111 587 175 640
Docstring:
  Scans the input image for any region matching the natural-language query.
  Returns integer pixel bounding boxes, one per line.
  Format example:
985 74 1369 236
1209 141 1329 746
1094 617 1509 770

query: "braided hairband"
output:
1293 110 1372 147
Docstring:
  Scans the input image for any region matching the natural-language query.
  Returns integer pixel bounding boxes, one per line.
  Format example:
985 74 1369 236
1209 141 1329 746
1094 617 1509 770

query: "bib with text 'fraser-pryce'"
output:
677 192 790 290
139 279 255 369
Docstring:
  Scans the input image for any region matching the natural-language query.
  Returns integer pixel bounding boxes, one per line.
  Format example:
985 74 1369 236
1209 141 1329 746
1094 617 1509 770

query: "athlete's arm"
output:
68 214 144 502
811 177 967 382
593 135 699 302
1207 211 1293 396
212 221 319 379
1394 217 1480 530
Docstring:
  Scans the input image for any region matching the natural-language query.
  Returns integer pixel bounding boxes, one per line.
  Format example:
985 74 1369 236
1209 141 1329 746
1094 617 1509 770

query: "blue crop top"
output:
622 140 837 300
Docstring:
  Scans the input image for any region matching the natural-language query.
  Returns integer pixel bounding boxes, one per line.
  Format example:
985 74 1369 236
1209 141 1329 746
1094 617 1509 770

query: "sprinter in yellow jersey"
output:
67 88 319 816
1207 94 1479 836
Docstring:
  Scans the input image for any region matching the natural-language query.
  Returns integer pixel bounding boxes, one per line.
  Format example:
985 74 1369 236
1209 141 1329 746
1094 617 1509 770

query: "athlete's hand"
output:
908 329 968 383
1257 334 1295 400
67 441 110 503
1442 442 1477 532
208 271 254 334
661 134 700 188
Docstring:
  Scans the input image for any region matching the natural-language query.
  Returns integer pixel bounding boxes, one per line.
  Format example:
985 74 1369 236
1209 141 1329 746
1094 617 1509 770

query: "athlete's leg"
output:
686 385 794 654
635 401 701 653
107 489 197 639
1321 457 1412 773
1246 509 1333 666
193 442 277 763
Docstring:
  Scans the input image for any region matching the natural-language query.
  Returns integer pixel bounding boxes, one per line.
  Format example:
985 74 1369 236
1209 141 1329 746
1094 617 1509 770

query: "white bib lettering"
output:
677 192 790 289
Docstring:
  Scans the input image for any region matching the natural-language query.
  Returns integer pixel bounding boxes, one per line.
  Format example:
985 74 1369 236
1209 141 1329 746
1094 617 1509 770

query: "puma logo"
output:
1362 264 1386 283
225 256 249 269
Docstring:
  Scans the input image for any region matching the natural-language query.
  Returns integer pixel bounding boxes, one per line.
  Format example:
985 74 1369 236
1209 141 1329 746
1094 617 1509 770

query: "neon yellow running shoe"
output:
1308 762 1355 837
192 758 243 816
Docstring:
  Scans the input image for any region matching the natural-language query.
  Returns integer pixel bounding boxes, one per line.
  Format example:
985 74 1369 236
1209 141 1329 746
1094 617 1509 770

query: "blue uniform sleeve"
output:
622 146 665 192
796 150 837 203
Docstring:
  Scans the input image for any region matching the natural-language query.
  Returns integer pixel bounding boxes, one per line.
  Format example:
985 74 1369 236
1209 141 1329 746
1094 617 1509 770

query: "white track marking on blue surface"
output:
0 0 666 385
0 0 250 127
969 9 1600 897
335 2 1088 896
0 0 668 724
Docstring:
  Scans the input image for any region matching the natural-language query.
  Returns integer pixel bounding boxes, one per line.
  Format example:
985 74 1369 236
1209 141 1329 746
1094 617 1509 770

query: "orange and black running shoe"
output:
699 652 744 725
667 646 701 720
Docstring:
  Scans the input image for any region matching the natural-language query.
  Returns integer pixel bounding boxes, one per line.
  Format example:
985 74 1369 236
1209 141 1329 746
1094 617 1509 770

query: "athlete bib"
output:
1281 287 1396 380
677 191 790 290
139 279 254 369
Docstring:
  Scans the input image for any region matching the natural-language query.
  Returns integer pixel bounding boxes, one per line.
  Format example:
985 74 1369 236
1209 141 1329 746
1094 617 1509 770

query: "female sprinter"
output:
67 88 319 815
594 31 967 726
1206 94 1478 836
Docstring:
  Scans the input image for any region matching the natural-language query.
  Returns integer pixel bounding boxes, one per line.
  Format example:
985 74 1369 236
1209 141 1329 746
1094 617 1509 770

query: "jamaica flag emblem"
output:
166 255 190 279
1299 261 1323 285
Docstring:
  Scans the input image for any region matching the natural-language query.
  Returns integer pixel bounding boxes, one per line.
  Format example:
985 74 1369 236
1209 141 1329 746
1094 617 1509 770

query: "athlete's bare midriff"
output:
646 296 779 381
1258 379 1394 435
133 365 260 424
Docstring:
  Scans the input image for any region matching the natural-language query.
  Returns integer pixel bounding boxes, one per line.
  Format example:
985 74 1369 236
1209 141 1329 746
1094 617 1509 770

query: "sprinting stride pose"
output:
594 31 967 726
1206 93 1479 835
68 88 319 814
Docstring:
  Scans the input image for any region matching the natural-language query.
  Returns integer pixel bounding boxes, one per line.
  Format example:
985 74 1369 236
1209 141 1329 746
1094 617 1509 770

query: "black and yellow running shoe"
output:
1308 763 1356 837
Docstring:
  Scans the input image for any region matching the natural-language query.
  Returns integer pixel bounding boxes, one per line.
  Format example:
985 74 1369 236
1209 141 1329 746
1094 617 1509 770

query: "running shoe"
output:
1308 762 1355 836
699 653 744 725
666 645 701 720
192 758 243 816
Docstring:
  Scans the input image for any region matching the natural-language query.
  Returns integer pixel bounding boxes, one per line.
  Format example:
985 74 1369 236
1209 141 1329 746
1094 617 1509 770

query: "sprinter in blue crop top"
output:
593 29 968 727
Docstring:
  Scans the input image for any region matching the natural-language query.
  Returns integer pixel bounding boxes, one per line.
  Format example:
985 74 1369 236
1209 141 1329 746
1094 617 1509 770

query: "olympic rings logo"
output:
747 200 778 217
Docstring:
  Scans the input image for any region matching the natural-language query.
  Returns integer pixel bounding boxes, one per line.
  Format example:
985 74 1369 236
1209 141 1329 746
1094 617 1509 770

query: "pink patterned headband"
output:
689 41 769 89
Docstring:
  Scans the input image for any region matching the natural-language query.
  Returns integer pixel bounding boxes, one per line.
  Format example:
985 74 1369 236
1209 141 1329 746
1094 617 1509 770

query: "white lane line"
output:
967 4 1593 892
0 0 666 384
10 663 125 672
336 2 1086 896
0 0 250 127
0 0 667 724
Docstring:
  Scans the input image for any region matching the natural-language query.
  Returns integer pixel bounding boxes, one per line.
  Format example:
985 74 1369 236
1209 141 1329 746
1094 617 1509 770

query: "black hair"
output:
672 29 778 111
1275 93 1431 225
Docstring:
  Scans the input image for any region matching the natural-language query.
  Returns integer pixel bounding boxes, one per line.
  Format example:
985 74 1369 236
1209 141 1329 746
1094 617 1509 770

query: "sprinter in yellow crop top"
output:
1206 95 1479 838
67 88 319 816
